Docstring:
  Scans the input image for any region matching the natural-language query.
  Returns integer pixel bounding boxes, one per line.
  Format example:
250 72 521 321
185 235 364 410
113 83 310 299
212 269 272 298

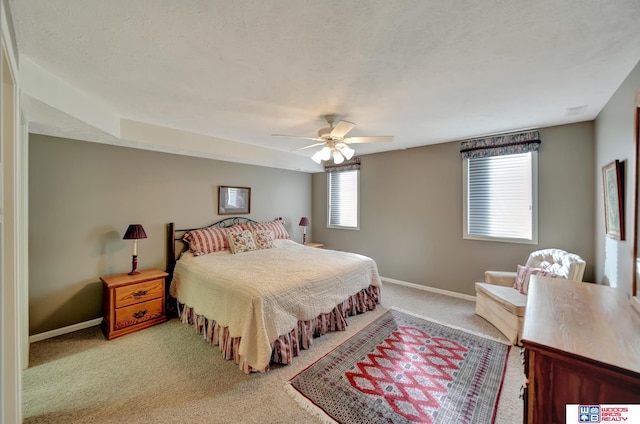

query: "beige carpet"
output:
23 282 523 423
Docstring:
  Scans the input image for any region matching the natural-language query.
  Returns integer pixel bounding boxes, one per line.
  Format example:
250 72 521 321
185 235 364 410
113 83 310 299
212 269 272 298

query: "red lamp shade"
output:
123 224 147 240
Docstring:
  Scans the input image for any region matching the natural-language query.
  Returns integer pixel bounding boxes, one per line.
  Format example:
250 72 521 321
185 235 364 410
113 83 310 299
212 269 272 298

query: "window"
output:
327 169 359 229
463 152 538 243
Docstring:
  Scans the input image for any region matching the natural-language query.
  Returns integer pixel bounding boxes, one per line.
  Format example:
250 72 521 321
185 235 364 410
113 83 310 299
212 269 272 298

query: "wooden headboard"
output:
166 217 261 276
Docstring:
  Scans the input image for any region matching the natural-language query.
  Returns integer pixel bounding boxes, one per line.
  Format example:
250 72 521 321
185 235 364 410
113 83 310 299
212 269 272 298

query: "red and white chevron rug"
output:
287 309 510 424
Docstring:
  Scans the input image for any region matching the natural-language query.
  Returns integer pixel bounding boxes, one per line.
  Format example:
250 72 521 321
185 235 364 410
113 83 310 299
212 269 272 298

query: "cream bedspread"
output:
169 239 381 371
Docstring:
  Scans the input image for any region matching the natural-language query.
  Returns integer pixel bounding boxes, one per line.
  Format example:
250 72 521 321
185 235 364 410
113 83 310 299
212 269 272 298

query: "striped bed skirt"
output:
176 285 381 373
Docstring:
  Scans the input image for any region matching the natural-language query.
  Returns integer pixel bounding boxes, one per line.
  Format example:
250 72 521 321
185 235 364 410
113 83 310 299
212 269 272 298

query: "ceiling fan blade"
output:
330 120 355 138
344 136 394 144
293 142 325 151
272 134 323 142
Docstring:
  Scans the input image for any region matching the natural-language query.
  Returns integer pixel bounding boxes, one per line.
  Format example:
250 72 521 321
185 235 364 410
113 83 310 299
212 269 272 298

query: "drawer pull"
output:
132 310 148 319
132 290 148 298
519 384 528 400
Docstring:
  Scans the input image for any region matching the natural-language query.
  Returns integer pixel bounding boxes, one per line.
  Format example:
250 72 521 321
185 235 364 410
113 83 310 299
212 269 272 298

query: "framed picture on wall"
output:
218 186 251 215
602 160 625 240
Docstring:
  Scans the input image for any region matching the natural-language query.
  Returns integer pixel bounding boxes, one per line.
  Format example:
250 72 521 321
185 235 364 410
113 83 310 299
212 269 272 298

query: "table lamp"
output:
123 224 147 275
298 217 310 244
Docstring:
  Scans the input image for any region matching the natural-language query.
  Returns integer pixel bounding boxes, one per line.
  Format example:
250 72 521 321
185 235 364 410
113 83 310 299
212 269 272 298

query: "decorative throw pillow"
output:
242 220 291 240
227 230 257 254
183 227 229 256
514 264 563 294
252 229 275 249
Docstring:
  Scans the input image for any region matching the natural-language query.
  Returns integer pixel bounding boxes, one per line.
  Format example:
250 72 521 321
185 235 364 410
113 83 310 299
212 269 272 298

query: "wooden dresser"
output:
521 276 640 424
101 268 168 340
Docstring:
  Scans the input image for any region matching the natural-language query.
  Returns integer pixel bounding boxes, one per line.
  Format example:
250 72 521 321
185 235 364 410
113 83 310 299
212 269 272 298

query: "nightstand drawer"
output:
114 278 163 308
114 298 164 330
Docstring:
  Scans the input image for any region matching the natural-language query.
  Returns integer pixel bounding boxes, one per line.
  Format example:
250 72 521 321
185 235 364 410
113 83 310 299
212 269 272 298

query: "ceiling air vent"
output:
565 105 588 116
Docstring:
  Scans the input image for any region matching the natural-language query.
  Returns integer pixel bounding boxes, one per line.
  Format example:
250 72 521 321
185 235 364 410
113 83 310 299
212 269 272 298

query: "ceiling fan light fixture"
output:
340 144 355 160
320 146 332 161
333 150 345 164
311 150 323 164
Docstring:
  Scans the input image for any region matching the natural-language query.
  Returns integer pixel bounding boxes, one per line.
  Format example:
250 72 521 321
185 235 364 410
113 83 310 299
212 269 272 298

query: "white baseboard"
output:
381 276 476 302
29 317 103 343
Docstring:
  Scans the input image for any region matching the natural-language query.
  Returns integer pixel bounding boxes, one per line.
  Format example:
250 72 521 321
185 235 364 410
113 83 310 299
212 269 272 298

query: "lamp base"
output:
303 233 307 245
128 255 141 275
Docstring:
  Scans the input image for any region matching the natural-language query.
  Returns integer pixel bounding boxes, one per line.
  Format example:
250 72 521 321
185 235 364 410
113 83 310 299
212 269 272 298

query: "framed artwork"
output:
602 160 625 240
218 186 251 215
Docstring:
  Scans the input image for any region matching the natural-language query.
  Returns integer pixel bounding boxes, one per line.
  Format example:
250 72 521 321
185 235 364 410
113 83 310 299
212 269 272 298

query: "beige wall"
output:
35 68 640 333
595 59 640 295
29 135 311 334
313 122 596 295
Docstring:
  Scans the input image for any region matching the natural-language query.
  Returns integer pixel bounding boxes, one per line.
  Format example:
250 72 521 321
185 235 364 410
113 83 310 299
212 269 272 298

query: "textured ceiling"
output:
9 0 640 172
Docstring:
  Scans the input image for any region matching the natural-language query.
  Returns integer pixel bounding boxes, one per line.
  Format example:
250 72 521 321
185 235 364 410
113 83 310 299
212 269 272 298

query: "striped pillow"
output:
242 220 290 240
183 225 242 256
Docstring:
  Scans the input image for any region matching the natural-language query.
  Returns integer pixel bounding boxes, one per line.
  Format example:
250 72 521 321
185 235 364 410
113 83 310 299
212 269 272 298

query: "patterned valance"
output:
460 130 541 159
324 157 361 173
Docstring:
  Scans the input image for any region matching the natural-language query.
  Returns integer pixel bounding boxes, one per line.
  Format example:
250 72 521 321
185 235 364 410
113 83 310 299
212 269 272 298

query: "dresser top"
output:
522 275 640 374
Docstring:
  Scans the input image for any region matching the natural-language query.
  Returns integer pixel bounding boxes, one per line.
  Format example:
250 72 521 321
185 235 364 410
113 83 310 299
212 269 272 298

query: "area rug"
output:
286 308 510 424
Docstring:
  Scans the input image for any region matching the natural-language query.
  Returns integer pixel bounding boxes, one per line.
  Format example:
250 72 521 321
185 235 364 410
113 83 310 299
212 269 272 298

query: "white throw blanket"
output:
170 239 381 371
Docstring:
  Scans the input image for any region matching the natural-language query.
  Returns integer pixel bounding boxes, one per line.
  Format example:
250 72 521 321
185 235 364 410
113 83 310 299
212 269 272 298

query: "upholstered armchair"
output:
475 248 586 344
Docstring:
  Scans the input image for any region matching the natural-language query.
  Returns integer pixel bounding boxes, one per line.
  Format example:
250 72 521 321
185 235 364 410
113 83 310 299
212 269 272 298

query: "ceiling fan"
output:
272 115 393 164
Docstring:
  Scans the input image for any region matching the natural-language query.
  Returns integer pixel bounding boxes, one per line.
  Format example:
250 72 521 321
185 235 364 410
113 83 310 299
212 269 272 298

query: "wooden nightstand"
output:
305 242 324 248
101 268 168 340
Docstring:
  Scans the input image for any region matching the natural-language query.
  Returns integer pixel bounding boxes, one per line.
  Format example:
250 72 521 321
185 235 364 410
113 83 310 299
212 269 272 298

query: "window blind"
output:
328 170 359 228
467 152 533 240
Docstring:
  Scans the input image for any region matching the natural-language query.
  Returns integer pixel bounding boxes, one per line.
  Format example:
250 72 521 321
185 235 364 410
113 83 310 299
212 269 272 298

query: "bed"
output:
166 217 381 373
